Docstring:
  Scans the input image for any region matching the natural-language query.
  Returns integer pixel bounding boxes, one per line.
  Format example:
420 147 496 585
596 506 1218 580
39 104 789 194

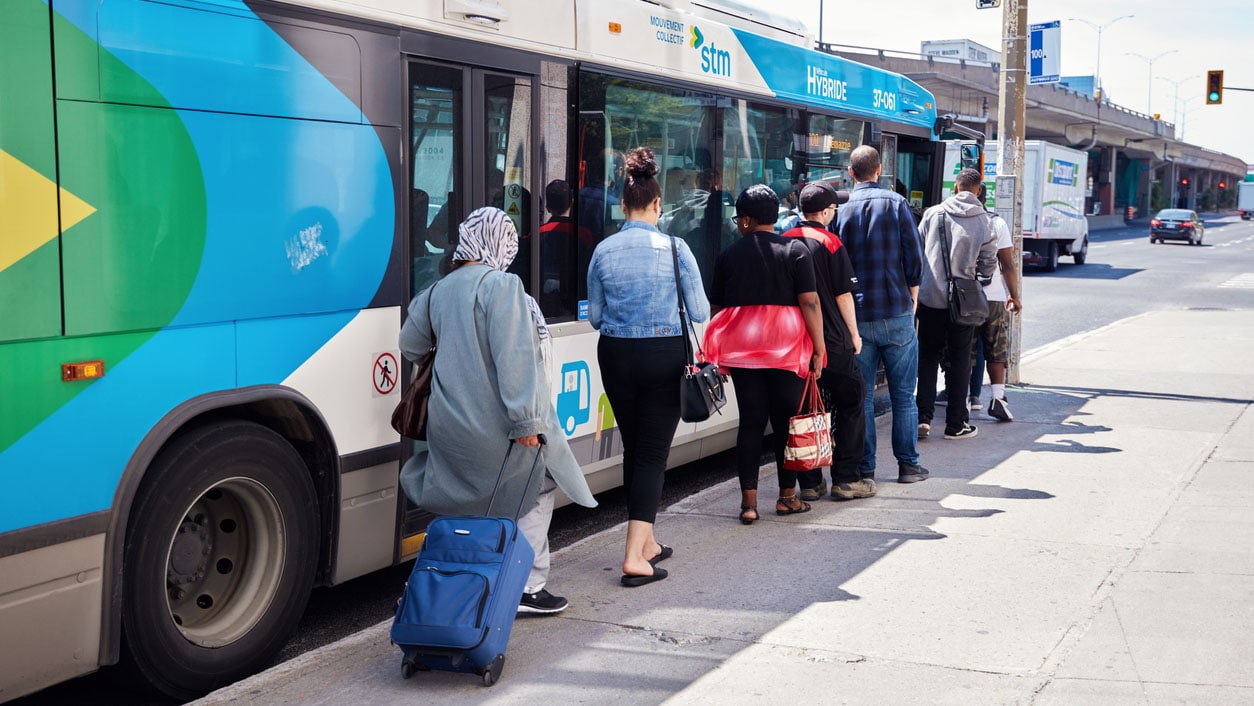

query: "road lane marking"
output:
1219 273 1254 289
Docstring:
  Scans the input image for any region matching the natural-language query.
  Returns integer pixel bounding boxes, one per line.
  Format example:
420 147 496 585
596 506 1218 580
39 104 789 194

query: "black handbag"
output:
939 215 989 327
670 237 726 423
391 282 438 439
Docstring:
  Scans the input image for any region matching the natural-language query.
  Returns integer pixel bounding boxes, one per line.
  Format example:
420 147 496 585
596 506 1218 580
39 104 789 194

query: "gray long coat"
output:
398 264 596 517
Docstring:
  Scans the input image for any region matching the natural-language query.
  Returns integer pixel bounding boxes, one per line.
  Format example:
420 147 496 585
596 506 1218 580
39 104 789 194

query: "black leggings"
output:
598 335 685 524
728 367 807 493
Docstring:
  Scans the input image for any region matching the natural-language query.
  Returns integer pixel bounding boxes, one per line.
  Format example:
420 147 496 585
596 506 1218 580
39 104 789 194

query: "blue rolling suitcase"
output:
391 439 544 686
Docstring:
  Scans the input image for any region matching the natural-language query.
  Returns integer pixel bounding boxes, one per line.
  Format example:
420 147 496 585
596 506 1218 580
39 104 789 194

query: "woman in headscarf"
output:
399 206 596 615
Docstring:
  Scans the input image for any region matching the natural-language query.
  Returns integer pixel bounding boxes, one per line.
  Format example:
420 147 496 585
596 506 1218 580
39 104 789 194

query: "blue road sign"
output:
1029 21 1061 85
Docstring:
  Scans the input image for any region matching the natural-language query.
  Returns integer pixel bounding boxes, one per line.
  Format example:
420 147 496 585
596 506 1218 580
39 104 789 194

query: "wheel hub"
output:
168 519 213 585
163 477 286 647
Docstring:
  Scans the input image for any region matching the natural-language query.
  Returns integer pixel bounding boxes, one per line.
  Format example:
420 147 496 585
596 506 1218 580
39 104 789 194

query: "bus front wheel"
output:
120 421 320 700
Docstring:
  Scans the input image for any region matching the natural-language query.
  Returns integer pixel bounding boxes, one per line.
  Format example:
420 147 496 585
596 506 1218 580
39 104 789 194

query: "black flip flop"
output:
648 544 673 566
620 565 668 587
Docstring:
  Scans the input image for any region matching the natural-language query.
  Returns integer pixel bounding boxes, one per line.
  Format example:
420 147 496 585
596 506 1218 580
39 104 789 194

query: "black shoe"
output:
897 464 930 483
988 396 1013 422
648 544 673 565
944 423 978 440
621 566 668 587
518 588 568 614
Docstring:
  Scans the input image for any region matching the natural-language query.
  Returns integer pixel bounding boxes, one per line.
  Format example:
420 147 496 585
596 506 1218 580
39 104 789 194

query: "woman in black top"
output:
704 185 826 523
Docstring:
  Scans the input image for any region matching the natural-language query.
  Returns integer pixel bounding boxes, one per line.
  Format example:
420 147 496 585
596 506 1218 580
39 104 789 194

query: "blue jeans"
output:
854 313 920 473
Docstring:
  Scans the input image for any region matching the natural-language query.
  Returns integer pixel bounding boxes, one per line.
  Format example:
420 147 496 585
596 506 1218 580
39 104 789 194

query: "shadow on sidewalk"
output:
1032 384 1252 407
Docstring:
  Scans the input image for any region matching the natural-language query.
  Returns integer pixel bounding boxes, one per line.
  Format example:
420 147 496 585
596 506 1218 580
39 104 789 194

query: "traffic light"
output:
1220 181 1227 189
1206 70 1223 104
1181 178 1190 186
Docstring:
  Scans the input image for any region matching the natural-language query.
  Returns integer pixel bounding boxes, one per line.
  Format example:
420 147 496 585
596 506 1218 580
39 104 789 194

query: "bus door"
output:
400 58 539 557
896 134 947 217
407 61 537 296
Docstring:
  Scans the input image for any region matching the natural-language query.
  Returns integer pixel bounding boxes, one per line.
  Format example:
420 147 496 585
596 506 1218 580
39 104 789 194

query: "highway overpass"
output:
825 43 1248 222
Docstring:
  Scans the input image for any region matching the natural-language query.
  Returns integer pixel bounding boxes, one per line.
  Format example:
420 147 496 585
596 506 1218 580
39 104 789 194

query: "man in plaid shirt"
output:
833 145 929 484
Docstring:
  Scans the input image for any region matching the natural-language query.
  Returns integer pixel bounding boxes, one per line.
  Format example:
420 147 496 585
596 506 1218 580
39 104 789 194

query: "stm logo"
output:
690 25 730 77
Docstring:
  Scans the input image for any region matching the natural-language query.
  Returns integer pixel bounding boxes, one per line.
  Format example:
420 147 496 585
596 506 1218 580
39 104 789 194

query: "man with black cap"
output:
781 181 873 501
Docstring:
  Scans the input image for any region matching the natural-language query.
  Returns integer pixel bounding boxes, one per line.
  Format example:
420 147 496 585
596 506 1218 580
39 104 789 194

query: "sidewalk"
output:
195 309 1254 705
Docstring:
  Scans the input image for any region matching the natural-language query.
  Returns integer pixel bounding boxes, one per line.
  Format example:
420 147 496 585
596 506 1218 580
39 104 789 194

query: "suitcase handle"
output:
486 434 546 520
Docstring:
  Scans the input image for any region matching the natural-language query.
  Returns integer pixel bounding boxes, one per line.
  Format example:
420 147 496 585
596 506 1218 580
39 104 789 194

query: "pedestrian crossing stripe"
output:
1218 273 1254 289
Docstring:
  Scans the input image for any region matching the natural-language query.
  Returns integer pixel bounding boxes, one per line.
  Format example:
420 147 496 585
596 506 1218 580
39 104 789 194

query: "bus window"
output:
574 74 720 307
722 101 798 240
877 133 898 191
802 114 864 189
410 63 461 295
484 73 533 292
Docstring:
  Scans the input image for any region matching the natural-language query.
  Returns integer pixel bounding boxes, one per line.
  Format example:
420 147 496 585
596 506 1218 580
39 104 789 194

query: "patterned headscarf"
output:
453 207 549 341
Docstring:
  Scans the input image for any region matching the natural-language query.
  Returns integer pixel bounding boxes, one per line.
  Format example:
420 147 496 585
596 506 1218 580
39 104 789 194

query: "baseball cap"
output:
798 181 850 213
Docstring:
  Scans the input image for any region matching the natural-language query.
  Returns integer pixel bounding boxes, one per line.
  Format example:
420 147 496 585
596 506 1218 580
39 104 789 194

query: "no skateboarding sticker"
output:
373 352 398 397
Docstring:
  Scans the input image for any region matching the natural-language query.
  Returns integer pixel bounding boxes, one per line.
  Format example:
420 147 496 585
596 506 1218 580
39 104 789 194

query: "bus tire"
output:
119 420 319 700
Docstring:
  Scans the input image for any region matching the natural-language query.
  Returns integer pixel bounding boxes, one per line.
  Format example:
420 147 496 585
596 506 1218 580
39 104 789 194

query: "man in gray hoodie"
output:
915 168 998 440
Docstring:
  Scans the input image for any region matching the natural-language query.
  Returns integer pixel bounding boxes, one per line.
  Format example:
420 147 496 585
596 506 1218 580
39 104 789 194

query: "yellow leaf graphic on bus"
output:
0 148 96 273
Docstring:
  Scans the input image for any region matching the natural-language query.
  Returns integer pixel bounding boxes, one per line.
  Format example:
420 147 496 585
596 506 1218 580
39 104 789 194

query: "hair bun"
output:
625 147 659 180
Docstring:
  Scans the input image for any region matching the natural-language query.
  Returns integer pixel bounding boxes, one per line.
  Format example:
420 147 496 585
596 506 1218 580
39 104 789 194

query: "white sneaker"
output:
968 395 982 411
988 396 1013 422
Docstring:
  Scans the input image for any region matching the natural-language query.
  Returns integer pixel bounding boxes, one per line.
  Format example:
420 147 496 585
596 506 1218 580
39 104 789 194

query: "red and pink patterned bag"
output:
783 374 832 472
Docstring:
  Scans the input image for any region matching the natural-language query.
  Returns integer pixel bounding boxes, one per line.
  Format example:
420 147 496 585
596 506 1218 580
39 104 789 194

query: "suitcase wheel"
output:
400 653 430 679
482 654 505 686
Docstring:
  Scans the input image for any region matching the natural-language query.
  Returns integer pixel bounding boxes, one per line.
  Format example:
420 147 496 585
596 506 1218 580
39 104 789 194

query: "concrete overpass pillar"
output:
1094 146 1116 216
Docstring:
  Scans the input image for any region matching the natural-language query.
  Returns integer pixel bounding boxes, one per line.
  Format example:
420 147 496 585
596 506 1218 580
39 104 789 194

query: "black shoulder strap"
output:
669 237 708 363
938 214 954 284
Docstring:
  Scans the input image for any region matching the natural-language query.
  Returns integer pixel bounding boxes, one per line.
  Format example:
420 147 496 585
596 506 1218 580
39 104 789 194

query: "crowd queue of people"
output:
397 143 1021 612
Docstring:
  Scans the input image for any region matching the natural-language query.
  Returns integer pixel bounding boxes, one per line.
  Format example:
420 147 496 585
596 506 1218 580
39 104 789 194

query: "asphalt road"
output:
16 213 1254 705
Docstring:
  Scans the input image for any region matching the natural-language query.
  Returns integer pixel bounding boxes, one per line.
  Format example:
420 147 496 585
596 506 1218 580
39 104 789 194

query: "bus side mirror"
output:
959 144 982 170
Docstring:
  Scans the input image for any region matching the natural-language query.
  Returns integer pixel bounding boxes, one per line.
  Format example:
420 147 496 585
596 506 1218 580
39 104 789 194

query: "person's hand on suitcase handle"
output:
513 433 547 447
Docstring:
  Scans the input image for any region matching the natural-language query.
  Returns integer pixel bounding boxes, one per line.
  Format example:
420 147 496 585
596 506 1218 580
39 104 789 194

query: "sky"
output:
774 0 1253 166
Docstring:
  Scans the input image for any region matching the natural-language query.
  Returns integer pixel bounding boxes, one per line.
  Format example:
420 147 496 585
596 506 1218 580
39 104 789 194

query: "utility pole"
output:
998 0 1028 385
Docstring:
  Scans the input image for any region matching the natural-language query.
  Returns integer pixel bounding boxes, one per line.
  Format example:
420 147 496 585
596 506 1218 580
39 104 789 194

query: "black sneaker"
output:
944 423 978 440
897 464 930 483
988 396 1013 422
518 588 568 615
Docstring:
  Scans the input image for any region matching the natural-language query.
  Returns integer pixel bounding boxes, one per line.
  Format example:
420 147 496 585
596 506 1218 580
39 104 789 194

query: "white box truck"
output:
944 140 1090 271
1238 181 1254 220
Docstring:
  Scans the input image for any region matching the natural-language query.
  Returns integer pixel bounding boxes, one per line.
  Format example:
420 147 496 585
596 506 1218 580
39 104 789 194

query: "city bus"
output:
0 0 956 699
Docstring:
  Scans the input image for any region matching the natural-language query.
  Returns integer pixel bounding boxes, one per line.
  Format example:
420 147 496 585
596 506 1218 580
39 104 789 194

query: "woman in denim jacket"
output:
587 147 710 587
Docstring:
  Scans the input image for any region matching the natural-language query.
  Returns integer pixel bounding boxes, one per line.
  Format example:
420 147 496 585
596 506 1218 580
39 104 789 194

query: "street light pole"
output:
1068 15 1133 100
817 0 823 46
1127 50 1179 115
1156 76 1187 125
1177 97 1201 141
